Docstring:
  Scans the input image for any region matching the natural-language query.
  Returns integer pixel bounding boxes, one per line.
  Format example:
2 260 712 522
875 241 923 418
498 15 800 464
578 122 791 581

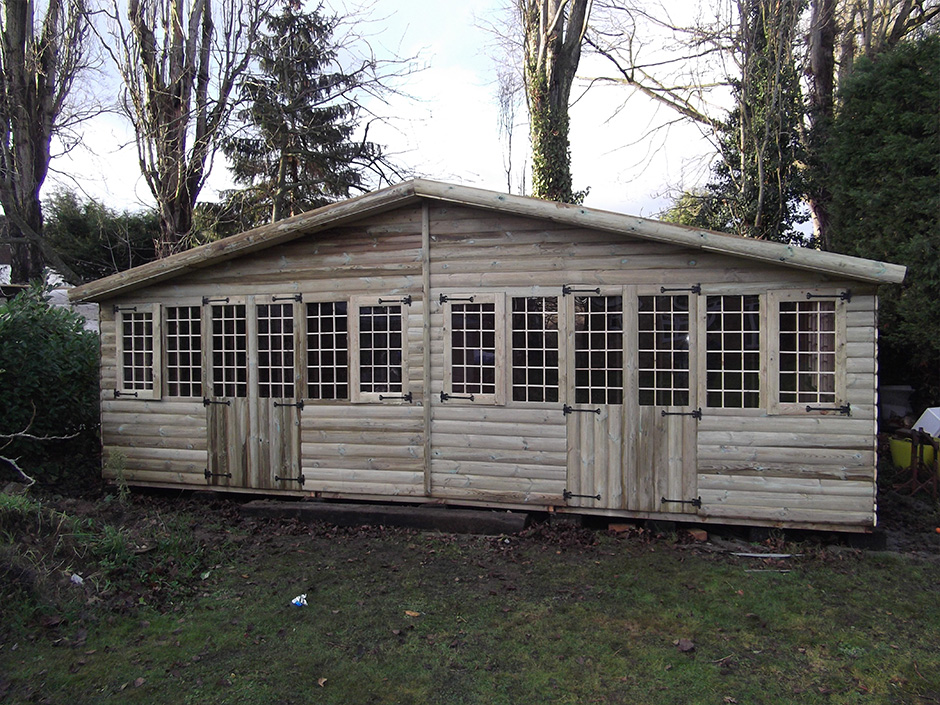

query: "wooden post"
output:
422 203 433 496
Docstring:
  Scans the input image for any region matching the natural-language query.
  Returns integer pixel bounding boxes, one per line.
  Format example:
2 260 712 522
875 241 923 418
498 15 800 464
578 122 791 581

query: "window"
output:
574 295 623 405
350 297 407 401
779 299 837 405
705 295 761 408
210 303 248 398
116 305 159 399
257 303 295 399
638 295 690 406
165 306 202 397
511 296 559 403
307 301 348 400
446 297 502 401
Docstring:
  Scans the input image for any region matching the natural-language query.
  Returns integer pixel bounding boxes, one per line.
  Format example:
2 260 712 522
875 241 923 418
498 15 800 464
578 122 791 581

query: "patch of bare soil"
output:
876 489 940 556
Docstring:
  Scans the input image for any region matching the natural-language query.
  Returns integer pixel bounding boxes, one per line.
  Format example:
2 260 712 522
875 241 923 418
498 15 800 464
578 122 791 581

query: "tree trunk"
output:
805 0 837 250
0 0 87 283
520 0 592 203
8 203 44 283
117 0 265 258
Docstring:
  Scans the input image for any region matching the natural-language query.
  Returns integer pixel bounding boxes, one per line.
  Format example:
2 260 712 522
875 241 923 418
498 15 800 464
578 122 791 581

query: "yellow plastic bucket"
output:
889 436 937 471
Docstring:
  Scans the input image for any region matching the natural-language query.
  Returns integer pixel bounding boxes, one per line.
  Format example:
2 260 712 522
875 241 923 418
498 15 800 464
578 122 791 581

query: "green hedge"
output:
0 284 100 483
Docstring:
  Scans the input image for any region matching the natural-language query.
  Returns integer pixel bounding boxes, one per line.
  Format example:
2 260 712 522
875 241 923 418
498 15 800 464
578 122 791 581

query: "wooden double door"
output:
563 289 699 515
204 296 304 490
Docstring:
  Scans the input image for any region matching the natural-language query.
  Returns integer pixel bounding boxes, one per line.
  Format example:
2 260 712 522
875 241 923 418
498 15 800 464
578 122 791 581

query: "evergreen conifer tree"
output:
222 3 383 226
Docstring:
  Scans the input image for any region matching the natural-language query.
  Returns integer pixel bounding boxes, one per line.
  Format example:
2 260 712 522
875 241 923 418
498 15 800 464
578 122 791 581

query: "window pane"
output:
450 301 497 396
165 306 201 396
121 310 154 392
778 300 836 406
574 296 623 405
256 303 294 399
637 295 690 407
705 295 761 408
211 304 248 398
359 304 403 394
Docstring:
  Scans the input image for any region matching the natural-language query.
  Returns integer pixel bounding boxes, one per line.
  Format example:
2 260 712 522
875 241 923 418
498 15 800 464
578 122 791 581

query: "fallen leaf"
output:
405 610 421 617
317 678 327 687
133 677 146 688
676 638 696 653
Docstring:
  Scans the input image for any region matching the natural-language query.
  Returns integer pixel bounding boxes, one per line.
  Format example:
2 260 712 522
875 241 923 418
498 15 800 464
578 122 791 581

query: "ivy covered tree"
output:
824 35 940 404
518 0 592 204
704 0 808 243
221 2 387 226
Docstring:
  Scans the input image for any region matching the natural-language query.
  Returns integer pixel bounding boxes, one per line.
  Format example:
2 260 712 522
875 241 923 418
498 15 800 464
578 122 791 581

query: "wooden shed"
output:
69 179 906 533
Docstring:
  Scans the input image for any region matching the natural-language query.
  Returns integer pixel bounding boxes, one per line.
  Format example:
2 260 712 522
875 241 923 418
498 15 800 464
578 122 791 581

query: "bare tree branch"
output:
96 0 274 257
0 0 94 283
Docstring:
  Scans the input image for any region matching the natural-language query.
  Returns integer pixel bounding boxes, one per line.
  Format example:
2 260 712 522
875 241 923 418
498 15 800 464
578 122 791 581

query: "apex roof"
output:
69 178 906 302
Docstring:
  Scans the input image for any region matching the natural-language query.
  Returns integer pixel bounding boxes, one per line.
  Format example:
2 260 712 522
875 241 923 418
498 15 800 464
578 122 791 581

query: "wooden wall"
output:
97 201 879 530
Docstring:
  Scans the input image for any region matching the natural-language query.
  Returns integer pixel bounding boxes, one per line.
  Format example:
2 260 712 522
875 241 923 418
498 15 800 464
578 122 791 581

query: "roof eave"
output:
410 180 907 285
69 178 906 303
68 181 423 302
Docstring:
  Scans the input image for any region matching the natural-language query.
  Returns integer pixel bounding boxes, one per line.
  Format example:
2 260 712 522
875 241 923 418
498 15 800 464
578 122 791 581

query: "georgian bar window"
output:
117 305 158 398
637 294 690 406
779 299 836 404
357 303 404 396
574 295 623 405
256 303 295 398
165 306 201 397
511 296 559 403
210 304 248 398
450 301 498 397
705 295 761 408
306 301 349 400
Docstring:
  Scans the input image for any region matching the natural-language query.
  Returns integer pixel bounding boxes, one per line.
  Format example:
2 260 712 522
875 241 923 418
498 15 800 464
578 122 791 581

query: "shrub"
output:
0 283 100 483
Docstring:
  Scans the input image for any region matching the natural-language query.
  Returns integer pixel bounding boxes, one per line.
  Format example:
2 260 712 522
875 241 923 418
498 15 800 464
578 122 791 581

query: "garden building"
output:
69 180 906 533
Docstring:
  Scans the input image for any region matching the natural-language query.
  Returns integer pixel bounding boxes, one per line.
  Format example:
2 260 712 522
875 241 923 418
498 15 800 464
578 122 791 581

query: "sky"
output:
48 0 718 220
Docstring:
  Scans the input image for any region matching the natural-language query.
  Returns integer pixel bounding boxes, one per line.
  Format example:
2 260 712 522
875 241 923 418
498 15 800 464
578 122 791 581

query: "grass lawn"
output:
1 490 938 704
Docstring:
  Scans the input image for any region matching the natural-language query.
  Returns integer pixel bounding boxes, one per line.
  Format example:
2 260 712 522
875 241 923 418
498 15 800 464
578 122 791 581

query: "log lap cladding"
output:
70 179 906 533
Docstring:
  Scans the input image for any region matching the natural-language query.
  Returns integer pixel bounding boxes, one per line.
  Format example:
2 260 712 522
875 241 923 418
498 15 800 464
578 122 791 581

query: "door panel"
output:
205 299 302 490
205 302 249 487
565 290 699 514
634 407 697 514
565 293 624 509
566 405 624 509
256 401 302 489
634 292 698 514
255 301 302 489
207 399 249 487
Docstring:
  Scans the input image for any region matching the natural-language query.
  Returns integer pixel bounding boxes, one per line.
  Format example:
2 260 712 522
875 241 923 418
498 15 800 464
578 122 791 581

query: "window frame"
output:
115 303 161 400
349 295 410 403
442 293 505 405
568 289 625 407
696 292 766 413
163 302 203 399
304 298 350 402
636 290 694 409
510 294 562 405
767 289 847 415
